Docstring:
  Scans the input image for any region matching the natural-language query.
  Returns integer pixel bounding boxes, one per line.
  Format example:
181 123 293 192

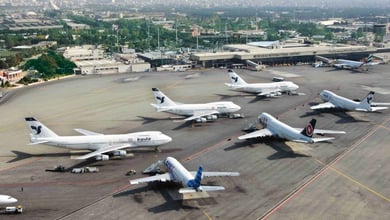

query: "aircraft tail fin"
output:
25 117 58 141
366 54 373 63
187 166 203 189
301 119 316 138
151 88 176 108
357 91 375 111
227 69 247 86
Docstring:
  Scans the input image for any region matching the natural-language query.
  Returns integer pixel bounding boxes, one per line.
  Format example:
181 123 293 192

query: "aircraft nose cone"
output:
10 197 18 203
234 104 241 111
164 135 172 143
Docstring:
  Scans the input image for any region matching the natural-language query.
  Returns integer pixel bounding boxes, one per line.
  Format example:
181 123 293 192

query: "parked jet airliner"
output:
151 88 241 123
310 90 389 112
238 112 345 143
130 156 239 193
25 117 172 160
314 55 380 71
224 69 299 97
0 195 17 205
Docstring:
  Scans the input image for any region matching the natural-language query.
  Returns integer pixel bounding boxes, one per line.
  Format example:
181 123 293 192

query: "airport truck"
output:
71 167 99 173
5 205 23 214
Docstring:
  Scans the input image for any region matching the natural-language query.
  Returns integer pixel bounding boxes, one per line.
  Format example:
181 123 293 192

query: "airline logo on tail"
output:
187 166 203 189
156 96 165 104
31 125 42 135
366 55 373 63
301 119 316 137
232 76 238 83
366 91 374 104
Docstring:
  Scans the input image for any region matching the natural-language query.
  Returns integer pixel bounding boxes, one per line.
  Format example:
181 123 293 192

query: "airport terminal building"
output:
189 42 383 69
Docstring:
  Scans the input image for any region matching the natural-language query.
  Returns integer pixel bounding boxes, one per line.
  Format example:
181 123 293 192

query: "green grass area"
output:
0 50 18 57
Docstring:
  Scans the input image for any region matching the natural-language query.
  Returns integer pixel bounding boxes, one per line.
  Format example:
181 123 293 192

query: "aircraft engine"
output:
229 113 243 119
206 115 218 120
195 117 207 123
112 150 127 157
95 154 109 161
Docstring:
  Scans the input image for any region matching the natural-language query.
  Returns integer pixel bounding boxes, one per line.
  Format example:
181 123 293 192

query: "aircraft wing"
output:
310 102 336 110
74 128 103 136
190 171 240 177
75 144 133 160
291 137 335 143
238 128 274 140
257 88 282 97
367 62 380 66
293 128 346 135
184 110 220 121
370 106 388 112
28 140 49 145
179 186 225 194
130 173 171 184
311 137 335 142
371 102 390 106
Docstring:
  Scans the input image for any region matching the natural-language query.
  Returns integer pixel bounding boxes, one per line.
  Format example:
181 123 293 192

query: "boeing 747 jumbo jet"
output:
25 117 172 161
151 88 242 123
310 90 389 112
238 112 345 143
0 195 17 205
130 156 240 193
224 69 299 97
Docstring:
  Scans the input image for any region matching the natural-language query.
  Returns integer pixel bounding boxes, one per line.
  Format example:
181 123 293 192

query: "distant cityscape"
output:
1 0 390 85
0 0 390 9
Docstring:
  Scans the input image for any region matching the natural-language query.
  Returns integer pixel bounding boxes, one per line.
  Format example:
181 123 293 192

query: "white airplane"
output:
334 54 380 70
310 90 389 112
238 112 345 143
224 69 299 97
314 55 380 71
25 117 172 161
130 156 240 194
151 88 242 123
0 195 17 205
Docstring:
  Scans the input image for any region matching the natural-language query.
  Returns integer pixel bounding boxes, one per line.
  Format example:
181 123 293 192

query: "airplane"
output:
151 88 242 123
238 112 345 143
130 156 240 194
314 55 380 71
224 69 299 97
310 90 389 112
0 195 17 205
25 117 172 161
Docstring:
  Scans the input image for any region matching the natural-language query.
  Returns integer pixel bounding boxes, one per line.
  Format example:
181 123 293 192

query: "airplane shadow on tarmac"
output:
300 103 374 123
214 93 272 103
224 138 310 159
113 181 217 213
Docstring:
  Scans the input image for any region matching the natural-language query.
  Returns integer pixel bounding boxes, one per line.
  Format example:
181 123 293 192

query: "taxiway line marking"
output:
316 159 390 203
202 210 213 220
259 116 390 220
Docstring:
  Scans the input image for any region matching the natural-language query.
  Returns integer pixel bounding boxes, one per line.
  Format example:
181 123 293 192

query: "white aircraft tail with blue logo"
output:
225 69 247 88
151 88 177 112
179 166 225 193
25 117 58 143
